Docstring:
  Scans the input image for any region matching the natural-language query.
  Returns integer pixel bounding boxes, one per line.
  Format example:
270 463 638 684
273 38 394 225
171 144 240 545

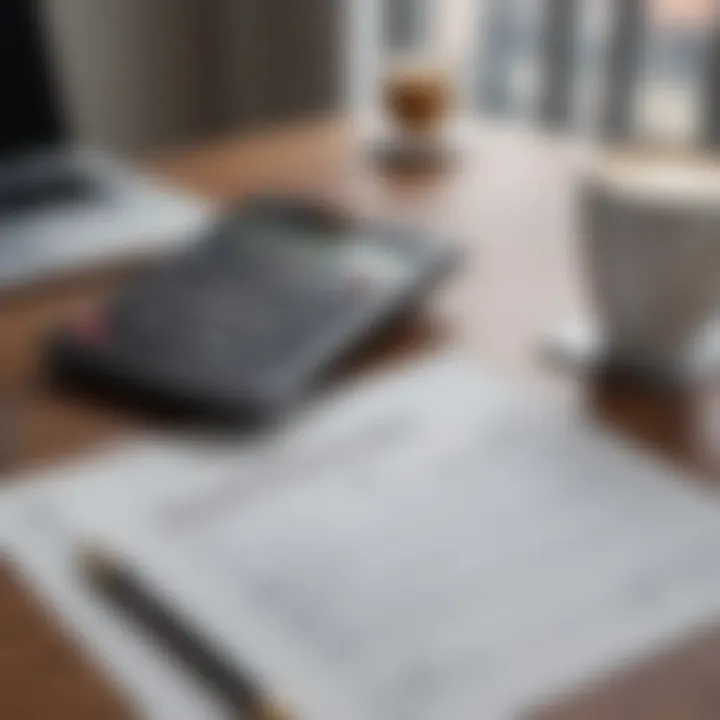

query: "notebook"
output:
48 355 720 720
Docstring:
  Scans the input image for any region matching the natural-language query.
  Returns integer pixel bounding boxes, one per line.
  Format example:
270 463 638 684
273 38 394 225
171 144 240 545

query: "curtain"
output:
43 0 342 154
384 0 430 51
205 0 341 136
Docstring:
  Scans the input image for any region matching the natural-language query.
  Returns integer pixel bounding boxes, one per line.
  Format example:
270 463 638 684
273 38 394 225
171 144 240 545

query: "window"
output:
635 0 714 143
356 0 719 146
477 0 544 119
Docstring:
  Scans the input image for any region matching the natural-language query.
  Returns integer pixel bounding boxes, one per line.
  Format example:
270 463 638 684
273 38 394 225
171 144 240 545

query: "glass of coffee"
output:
383 58 454 136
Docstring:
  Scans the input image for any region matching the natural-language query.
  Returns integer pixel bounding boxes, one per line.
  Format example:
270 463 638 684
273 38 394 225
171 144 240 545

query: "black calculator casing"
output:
48 200 460 424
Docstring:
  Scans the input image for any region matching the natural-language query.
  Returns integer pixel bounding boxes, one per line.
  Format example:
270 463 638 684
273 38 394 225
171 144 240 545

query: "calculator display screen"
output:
239 218 413 287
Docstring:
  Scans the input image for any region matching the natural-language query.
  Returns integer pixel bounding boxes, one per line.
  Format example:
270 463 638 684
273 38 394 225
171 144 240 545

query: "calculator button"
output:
72 311 108 345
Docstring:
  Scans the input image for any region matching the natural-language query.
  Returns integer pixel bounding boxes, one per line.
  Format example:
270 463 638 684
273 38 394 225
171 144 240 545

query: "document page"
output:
70 357 720 719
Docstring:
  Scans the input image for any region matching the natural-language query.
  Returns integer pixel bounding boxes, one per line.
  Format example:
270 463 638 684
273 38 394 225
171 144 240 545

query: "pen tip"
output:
252 697 295 720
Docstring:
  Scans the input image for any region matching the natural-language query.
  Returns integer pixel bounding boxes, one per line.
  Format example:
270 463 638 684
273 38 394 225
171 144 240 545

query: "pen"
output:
79 545 294 720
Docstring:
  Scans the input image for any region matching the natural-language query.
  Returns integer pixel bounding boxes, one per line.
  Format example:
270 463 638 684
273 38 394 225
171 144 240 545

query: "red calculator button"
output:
72 311 108 344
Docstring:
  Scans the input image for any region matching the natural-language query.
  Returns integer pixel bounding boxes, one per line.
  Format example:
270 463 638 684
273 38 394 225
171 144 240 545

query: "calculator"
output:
48 197 459 423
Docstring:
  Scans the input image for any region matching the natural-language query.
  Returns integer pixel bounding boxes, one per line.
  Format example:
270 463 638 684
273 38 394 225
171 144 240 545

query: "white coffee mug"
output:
584 151 720 382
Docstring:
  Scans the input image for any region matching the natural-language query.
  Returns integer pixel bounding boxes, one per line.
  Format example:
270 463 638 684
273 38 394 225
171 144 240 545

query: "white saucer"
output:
541 316 720 389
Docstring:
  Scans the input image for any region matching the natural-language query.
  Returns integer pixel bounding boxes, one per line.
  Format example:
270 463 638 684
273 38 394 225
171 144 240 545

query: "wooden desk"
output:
2 119 720 719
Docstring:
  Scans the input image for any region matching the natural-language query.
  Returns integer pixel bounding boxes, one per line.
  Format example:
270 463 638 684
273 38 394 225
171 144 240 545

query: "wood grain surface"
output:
2 118 720 718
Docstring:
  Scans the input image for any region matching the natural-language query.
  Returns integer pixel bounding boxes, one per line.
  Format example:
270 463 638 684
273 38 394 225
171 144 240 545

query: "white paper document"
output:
4 356 720 719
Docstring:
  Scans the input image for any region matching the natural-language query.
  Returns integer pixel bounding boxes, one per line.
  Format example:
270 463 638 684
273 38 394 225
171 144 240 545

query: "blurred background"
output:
40 0 719 154
42 0 342 153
